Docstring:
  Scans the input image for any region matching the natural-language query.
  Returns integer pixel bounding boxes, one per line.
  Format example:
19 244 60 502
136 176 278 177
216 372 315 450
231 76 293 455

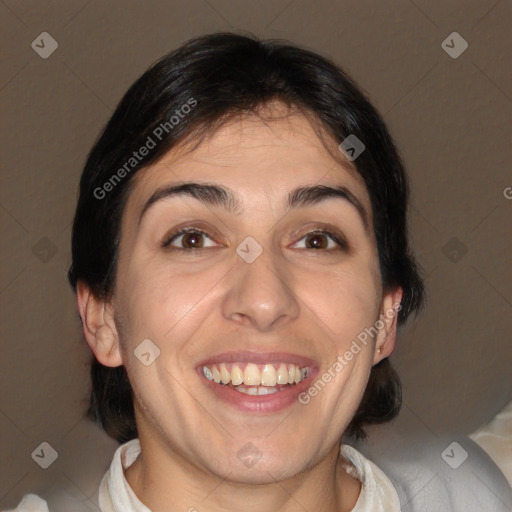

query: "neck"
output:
124 435 361 512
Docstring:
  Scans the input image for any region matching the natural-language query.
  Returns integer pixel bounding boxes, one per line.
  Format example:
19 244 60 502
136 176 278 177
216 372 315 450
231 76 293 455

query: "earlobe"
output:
76 281 123 367
373 287 403 365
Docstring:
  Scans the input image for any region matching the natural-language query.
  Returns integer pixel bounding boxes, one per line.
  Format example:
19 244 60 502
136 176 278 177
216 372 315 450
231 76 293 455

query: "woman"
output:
12 32 424 511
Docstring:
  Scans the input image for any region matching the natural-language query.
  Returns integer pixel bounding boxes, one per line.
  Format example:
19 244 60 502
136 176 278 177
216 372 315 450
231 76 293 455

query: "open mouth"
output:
202 362 309 395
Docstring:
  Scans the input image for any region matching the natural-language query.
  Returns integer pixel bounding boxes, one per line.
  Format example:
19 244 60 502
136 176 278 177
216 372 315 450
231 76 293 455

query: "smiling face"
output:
80 103 401 486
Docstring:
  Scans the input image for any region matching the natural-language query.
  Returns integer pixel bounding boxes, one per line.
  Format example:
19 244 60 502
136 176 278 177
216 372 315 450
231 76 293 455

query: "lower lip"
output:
197 368 318 413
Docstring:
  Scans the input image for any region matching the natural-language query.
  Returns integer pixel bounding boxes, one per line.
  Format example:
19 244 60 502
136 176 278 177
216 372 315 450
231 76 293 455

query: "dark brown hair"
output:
68 32 424 443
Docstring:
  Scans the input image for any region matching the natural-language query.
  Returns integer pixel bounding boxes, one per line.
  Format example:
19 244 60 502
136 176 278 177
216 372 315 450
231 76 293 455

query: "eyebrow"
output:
138 182 369 230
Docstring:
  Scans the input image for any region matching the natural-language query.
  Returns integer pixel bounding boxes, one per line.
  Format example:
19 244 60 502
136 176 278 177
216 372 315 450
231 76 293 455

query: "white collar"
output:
99 438 400 512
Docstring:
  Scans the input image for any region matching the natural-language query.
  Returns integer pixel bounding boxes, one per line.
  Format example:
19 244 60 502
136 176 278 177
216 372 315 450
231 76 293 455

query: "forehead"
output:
126 107 371 218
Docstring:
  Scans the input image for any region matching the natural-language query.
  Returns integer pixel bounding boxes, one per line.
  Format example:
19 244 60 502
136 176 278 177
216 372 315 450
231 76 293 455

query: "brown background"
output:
1 0 511 509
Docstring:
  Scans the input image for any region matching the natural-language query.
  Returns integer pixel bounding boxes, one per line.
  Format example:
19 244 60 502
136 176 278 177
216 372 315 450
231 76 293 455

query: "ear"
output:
373 287 403 365
76 280 123 367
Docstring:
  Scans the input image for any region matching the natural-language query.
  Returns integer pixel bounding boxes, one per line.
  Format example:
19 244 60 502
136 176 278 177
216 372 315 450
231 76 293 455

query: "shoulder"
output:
339 444 401 512
2 494 49 512
2 489 102 512
351 433 512 512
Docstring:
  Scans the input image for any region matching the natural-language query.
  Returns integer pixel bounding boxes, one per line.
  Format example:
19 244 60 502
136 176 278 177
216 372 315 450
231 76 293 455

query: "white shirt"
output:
5 439 400 512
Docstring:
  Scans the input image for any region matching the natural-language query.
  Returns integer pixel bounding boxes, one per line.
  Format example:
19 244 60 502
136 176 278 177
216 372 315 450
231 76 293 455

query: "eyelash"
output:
161 227 348 252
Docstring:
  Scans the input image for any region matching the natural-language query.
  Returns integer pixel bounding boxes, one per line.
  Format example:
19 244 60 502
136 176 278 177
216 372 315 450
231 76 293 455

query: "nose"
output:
221 245 300 332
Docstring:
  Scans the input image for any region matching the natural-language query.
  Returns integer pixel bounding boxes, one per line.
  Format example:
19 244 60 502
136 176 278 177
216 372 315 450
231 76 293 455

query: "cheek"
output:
297 261 381 346
299 266 379 424
117 257 227 353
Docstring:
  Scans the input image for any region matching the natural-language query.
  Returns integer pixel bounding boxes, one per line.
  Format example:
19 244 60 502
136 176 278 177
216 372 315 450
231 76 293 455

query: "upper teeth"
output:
202 362 307 386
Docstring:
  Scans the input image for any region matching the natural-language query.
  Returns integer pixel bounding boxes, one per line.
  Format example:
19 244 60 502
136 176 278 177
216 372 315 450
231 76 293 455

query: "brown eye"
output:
292 230 347 251
181 232 204 248
305 233 329 249
162 228 217 250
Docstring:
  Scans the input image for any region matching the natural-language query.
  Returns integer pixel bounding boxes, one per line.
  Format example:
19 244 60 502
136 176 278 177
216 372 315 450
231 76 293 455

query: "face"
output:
87 104 399 484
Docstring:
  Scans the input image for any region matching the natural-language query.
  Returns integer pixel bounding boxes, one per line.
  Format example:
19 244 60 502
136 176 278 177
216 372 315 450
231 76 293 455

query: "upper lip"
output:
196 350 318 369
